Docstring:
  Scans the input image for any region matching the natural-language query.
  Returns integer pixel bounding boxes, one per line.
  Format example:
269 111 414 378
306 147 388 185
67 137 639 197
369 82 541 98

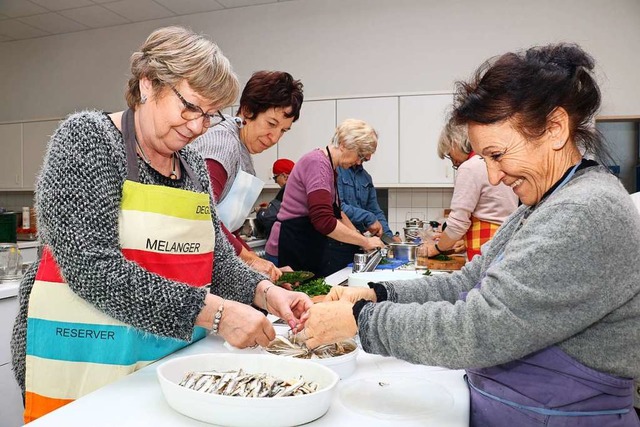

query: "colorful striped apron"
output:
23 109 215 422
464 216 500 260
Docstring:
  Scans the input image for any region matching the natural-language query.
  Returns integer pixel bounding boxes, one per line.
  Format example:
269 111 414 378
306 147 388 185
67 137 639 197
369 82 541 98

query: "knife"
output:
380 234 395 245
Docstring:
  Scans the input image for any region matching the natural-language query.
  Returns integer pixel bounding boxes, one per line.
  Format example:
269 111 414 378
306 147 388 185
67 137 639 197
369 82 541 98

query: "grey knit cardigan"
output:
359 166 640 381
11 111 265 391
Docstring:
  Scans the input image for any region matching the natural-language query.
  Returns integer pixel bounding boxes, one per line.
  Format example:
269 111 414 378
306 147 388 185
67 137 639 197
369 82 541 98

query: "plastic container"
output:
0 212 17 243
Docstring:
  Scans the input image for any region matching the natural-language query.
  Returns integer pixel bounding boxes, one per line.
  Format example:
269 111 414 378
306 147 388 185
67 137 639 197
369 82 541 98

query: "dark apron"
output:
462 161 638 426
278 147 359 277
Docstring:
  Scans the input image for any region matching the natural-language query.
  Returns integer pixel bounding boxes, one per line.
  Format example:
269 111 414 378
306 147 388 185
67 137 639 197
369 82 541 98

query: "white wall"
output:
0 0 639 123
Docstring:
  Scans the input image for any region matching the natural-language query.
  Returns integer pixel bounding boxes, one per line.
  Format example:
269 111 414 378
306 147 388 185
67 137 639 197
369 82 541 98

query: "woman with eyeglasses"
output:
420 118 518 260
191 71 303 283
10 26 312 422
265 119 385 277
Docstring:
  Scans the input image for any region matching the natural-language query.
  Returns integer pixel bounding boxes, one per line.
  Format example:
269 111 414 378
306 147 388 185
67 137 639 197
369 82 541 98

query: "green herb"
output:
295 278 332 297
378 257 391 265
433 254 452 261
422 268 432 276
276 271 314 285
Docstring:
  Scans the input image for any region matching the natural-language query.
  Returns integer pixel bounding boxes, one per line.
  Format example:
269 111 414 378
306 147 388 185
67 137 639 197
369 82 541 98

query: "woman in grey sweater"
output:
304 43 640 426
11 26 311 422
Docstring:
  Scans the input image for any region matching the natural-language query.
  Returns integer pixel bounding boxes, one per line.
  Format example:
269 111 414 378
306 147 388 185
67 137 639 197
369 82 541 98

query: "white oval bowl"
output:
264 339 359 379
157 353 340 427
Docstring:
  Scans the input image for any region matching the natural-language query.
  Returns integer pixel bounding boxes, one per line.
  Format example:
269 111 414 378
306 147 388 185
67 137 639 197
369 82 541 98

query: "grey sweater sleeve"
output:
357 171 640 379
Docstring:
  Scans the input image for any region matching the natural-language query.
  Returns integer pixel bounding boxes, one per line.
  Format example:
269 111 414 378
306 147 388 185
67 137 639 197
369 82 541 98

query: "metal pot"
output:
388 242 419 262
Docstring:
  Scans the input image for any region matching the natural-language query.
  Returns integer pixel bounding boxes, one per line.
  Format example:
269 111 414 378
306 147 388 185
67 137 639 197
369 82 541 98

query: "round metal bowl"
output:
388 242 419 261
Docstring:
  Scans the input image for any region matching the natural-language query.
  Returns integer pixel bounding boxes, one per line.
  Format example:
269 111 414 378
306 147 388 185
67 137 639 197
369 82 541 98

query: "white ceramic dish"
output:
157 353 340 427
264 338 359 379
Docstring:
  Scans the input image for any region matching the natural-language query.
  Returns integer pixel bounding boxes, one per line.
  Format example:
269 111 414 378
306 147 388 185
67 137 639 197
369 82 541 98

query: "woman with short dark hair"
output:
192 70 303 281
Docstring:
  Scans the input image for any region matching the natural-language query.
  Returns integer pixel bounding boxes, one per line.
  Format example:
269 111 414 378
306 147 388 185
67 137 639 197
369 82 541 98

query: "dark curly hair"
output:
453 43 611 164
238 70 304 122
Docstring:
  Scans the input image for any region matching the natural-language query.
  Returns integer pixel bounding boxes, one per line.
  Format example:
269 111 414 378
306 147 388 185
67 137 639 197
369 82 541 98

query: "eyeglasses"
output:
273 173 289 181
444 154 459 170
357 152 370 163
170 86 225 128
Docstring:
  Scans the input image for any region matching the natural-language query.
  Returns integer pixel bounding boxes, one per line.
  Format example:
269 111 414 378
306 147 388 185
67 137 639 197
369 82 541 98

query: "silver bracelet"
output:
210 299 225 335
263 285 275 313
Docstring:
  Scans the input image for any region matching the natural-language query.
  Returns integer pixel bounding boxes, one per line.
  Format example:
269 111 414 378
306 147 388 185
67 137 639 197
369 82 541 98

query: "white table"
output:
27 332 469 427
27 268 470 426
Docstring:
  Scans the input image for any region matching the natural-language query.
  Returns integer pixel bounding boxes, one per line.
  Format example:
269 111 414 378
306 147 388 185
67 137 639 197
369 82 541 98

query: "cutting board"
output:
417 255 466 271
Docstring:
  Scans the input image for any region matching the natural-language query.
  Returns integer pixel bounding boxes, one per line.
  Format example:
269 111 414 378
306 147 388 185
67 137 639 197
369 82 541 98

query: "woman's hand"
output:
256 281 313 331
452 239 466 254
248 257 283 282
216 299 276 348
324 286 376 303
366 220 383 237
303 301 358 349
362 236 384 251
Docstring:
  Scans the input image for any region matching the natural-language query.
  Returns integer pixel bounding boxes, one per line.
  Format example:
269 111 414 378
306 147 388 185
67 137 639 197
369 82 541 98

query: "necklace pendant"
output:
169 172 177 180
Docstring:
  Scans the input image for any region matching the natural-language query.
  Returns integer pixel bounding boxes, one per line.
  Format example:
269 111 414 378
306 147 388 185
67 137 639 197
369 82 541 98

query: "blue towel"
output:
347 259 408 270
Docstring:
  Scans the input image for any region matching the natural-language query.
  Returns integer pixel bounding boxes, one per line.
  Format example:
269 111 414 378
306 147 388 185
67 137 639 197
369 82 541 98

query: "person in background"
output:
421 118 518 260
337 164 401 243
266 119 385 276
191 71 303 281
255 158 295 238
302 43 640 426
11 26 312 423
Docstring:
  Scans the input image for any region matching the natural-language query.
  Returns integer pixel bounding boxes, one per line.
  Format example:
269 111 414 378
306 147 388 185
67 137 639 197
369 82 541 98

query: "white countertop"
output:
28 329 469 427
245 238 266 249
17 240 40 249
0 279 20 299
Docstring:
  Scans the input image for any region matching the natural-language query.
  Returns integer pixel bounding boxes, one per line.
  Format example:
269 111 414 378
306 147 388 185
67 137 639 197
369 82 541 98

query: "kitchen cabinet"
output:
0 124 23 189
278 100 336 165
399 94 455 185
22 120 58 189
337 97 399 185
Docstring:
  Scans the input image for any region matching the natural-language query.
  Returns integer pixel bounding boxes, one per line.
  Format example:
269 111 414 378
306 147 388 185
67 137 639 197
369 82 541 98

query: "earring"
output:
140 94 147 104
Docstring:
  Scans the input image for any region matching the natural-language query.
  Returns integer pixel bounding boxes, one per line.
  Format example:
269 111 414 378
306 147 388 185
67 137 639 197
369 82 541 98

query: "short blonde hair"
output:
126 26 239 109
330 119 378 155
437 119 471 159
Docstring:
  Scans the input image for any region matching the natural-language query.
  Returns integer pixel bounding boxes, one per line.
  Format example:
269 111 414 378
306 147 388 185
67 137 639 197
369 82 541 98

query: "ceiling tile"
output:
216 0 274 7
19 12 89 34
59 5 130 27
152 0 224 15
0 19 50 39
101 0 175 22
29 0 95 11
0 0 49 18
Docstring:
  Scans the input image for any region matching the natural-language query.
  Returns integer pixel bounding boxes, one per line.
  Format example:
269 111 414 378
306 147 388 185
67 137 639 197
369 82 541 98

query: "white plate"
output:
338 374 454 420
